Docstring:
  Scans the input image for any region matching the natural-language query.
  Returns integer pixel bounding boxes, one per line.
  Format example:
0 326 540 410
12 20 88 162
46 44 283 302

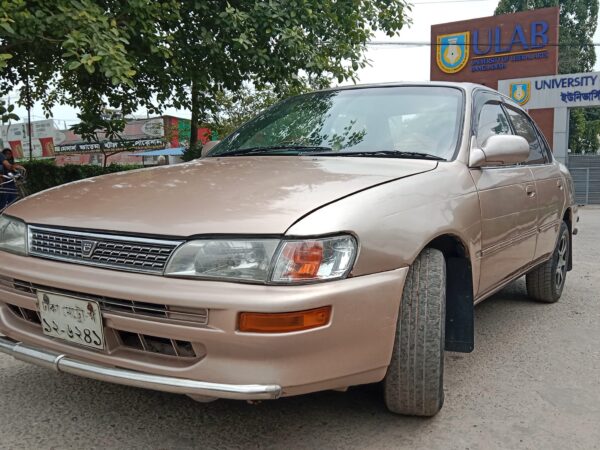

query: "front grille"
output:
28 227 182 274
2 277 209 326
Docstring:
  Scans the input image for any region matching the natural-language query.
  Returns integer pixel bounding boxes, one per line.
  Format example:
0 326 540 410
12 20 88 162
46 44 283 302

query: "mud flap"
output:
445 257 474 353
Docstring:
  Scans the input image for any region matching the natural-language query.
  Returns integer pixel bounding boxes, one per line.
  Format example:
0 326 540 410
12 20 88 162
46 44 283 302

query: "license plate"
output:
37 291 105 350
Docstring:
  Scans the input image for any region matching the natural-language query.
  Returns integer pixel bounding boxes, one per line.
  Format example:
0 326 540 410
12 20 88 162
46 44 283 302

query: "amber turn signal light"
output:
238 306 332 333
279 241 324 279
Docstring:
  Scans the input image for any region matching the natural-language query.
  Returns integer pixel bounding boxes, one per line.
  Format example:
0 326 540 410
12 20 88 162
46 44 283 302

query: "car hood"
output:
8 156 437 236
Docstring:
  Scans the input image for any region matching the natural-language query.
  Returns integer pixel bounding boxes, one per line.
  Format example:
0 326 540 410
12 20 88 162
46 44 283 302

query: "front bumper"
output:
0 336 281 400
0 251 408 398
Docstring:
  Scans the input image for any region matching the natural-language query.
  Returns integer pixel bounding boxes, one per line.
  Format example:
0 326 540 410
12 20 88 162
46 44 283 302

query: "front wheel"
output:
526 221 570 303
383 248 446 416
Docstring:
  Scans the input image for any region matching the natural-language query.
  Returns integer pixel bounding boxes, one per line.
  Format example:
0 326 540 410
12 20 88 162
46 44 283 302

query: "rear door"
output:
470 92 537 296
504 104 564 261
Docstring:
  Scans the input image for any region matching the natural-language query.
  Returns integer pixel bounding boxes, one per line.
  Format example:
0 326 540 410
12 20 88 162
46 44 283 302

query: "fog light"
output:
238 306 332 333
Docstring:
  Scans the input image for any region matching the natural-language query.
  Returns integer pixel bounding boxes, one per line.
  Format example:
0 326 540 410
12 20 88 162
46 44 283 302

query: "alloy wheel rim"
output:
555 233 568 290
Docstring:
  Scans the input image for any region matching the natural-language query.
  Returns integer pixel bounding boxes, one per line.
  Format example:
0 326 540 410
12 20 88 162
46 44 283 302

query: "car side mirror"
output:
469 135 529 168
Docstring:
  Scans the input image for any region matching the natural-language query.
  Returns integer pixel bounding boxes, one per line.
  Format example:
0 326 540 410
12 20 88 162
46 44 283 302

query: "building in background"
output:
0 115 210 165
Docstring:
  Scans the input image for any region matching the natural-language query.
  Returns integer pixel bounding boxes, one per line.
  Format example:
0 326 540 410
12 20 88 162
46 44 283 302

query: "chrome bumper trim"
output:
0 336 281 400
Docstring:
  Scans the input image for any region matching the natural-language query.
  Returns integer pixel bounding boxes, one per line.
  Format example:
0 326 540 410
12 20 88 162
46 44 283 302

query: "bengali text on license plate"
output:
37 291 105 350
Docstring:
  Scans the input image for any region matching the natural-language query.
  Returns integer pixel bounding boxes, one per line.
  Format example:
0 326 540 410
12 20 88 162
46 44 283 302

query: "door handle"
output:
526 185 536 198
557 180 564 190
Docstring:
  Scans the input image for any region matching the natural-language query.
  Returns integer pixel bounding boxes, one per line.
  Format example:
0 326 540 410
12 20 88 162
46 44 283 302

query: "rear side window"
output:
534 125 553 162
505 107 547 165
476 103 511 147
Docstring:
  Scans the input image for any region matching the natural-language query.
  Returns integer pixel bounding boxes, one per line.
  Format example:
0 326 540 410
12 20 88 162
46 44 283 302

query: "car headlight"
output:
164 239 280 282
0 215 27 255
164 235 357 283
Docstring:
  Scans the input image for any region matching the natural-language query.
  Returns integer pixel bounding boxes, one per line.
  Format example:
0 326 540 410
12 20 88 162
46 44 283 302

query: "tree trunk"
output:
190 80 200 149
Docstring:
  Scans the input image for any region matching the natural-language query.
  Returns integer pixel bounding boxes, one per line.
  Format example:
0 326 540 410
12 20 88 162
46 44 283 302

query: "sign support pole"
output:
553 107 569 165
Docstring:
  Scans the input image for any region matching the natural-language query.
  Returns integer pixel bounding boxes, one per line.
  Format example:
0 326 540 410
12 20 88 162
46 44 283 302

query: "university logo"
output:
510 82 531 106
436 32 470 74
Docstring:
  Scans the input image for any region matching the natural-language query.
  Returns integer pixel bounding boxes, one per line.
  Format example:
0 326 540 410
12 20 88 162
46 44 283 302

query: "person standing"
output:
1 148 25 209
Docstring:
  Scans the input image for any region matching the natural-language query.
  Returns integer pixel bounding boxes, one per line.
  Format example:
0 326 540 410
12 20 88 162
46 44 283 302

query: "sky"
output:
6 0 600 128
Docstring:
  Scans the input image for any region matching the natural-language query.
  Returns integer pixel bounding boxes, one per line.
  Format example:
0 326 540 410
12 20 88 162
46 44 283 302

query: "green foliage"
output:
22 160 142 194
180 143 202 162
1 1 411 151
0 0 180 120
0 53 11 71
568 108 600 153
494 0 598 74
568 108 587 153
204 78 329 138
205 86 279 139
166 1 410 147
0 99 18 123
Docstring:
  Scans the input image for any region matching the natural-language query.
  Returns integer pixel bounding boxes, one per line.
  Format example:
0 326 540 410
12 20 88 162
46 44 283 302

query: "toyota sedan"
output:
0 82 577 416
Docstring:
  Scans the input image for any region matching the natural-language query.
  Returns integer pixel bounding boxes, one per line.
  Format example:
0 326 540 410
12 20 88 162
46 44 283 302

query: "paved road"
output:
1 209 599 450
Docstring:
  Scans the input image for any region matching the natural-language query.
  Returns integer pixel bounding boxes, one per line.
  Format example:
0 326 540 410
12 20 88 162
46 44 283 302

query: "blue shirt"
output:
0 153 14 176
0 152 6 175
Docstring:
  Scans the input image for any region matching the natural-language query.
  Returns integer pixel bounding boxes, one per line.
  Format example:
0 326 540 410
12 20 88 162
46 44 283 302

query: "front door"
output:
470 98 538 297
503 104 564 261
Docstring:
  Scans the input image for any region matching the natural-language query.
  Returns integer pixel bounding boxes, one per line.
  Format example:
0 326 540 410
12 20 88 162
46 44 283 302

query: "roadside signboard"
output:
0 119 58 159
431 7 559 89
498 72 600 109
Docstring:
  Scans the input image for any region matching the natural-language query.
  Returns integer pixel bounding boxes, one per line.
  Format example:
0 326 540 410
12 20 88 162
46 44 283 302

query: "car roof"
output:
315 81 497 95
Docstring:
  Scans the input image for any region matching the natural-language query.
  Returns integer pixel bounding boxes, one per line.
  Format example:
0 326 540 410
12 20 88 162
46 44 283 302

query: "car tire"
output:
383 248 446 417
526 221 570 303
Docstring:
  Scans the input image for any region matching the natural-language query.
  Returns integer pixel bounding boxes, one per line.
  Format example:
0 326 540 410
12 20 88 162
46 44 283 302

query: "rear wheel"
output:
383 248 446 416
526 221 570 303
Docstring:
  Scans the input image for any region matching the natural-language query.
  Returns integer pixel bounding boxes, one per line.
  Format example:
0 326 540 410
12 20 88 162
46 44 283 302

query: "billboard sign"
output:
56 138 165 154
2 123 26 158
499 72 600 109
431 7 559 89
54 117 167 154
0 119 58 159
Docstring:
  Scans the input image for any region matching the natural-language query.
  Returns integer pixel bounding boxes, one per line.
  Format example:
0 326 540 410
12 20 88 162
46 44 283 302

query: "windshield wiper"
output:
304 150 446 161
217 145 332 157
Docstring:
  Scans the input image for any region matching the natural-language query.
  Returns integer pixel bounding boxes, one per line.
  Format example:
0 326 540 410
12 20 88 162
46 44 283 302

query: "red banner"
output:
8 140 23 158
39 137 55 157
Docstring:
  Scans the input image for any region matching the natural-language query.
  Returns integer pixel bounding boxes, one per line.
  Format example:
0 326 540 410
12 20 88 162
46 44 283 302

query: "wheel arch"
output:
425 233 475 353
425 233 470 261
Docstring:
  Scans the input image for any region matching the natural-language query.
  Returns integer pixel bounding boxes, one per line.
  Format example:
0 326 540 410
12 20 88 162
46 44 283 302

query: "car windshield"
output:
209 86 464 160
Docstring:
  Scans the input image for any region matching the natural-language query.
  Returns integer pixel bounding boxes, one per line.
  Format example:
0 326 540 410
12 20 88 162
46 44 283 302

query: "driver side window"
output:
476 103 511 147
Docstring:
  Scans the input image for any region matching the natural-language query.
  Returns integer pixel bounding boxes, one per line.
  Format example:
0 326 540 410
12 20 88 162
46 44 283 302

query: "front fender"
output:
285 161 482 282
